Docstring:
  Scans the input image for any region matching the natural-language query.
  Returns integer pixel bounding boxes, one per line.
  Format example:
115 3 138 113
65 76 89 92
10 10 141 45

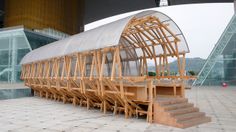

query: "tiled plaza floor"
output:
0 86 236 132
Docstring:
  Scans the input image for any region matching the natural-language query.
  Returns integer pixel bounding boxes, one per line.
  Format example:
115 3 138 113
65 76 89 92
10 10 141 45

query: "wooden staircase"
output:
153 97 211 128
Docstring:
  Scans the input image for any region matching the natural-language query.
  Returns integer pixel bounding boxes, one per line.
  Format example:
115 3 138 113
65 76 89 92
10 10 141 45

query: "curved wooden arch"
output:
21 11 191 123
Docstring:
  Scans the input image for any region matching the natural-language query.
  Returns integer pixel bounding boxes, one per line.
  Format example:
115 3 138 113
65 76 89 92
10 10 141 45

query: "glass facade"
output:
203 34 236 85
0 27 57 83
194 14 236 86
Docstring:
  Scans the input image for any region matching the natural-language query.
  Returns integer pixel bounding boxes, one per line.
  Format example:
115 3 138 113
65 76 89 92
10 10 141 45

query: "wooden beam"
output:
90 53 96 80
111 49 117 81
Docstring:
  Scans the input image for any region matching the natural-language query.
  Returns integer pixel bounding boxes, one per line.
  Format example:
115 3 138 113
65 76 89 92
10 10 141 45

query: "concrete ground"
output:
0 86 236 132
0 83 29 89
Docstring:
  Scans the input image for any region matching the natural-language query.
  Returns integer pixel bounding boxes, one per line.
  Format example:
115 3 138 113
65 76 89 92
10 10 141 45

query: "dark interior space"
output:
169 0 232 5
0 0 4 28
84 0 232 23
85 0 158 23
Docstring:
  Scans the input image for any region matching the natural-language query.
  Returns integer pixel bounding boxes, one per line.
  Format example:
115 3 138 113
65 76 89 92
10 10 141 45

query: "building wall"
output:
0 28 58 83
4 0 84 35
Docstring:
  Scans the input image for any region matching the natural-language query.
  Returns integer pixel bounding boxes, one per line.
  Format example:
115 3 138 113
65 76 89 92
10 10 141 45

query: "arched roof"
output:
21 10 189 64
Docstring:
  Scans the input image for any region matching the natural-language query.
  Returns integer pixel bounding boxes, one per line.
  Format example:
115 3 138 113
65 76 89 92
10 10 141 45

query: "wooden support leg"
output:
87 98 90 110
124 101 128 119
135 108 138 118
63 96 66 104
113 101 117 115
100 101 103 112
46 92 49 99
53 94 57 101
80 100 83 106
103 100 107 114
39 91 43 98
72 97 77 106
129 111 132 117
146 106 149 122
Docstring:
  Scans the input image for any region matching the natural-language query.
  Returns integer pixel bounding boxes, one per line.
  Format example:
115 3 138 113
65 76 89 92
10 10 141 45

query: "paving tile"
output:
0 86 236 132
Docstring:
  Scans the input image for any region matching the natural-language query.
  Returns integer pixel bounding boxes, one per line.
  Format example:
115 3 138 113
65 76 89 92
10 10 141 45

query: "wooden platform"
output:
25 78 211 128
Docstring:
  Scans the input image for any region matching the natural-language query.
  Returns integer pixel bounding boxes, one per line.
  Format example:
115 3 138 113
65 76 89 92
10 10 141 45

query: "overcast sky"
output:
85 3 234 59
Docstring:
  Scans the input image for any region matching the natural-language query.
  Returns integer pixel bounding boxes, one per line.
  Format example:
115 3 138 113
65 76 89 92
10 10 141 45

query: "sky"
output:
85 3 234 60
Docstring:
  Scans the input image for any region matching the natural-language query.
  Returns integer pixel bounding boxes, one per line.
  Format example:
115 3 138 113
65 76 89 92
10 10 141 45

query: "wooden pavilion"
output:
20 11 210 128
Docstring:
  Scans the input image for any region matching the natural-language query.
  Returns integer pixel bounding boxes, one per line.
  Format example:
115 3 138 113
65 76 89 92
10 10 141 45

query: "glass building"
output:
193 15 236 86
0 26 58 83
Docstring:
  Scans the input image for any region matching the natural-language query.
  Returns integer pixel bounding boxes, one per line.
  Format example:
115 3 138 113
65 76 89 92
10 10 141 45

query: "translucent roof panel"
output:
21 10 189 64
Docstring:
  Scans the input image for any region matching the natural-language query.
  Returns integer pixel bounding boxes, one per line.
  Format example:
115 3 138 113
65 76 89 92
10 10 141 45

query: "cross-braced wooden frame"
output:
20 11 190 123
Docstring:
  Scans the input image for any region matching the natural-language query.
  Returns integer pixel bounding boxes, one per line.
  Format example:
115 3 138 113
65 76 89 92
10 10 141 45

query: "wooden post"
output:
100 52 106 113
111 49 117 81
173 79 176 97
147 80 153 123
73 54 79 80
181 54 186 97
90 53 95 80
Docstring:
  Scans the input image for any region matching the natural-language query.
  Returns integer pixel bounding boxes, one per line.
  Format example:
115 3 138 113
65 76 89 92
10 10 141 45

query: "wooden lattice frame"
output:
21 16 190 122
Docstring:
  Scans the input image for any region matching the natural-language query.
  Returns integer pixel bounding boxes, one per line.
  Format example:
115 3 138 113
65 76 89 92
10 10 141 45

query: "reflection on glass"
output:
0 28 57 83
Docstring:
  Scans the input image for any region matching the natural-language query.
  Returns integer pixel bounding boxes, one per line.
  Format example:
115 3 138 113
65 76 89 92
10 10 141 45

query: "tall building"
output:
193 15 236 86
0 0 86 83
4 0 84 35
193 1 236 86
0 26 58 83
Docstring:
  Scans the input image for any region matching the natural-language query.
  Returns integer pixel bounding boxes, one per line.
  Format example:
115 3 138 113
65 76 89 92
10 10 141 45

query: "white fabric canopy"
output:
21 10 189 64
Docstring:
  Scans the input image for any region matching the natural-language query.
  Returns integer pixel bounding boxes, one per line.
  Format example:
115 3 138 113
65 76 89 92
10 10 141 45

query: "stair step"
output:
163 103 194 111
175 112 205 121
157 98 188 106
178 116 211 128
154 97 211 128
168 107 199 116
